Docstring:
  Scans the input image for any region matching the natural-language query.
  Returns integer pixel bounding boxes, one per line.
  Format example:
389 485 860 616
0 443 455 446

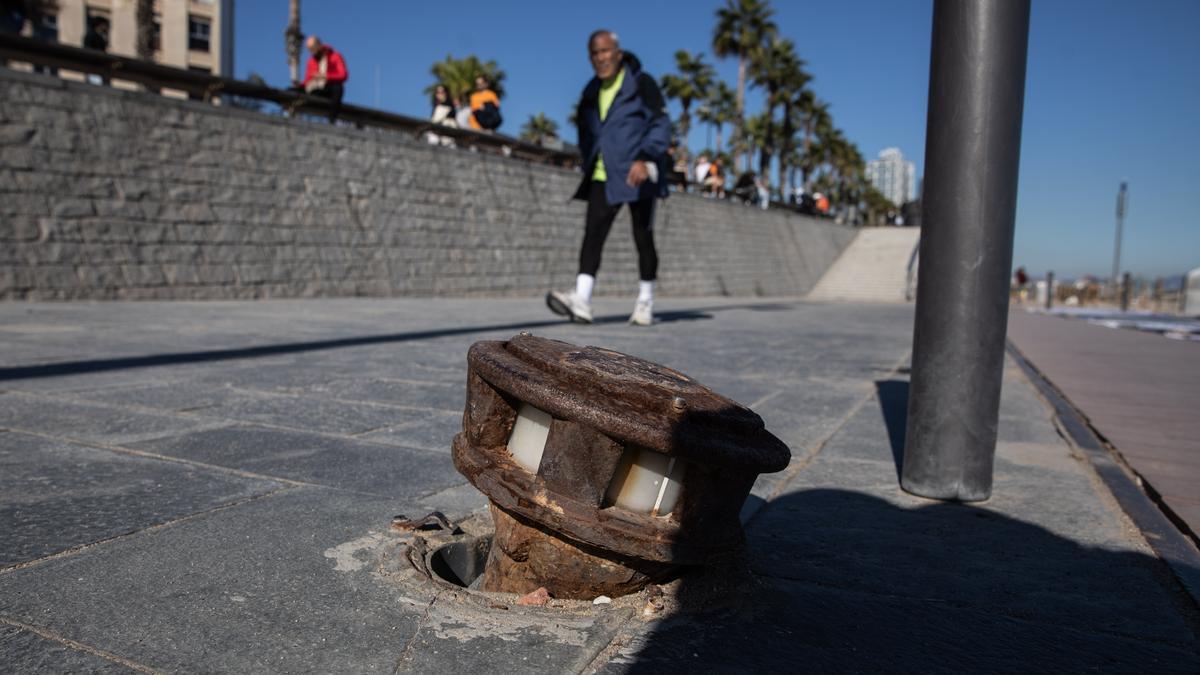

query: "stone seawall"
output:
0 69 856 301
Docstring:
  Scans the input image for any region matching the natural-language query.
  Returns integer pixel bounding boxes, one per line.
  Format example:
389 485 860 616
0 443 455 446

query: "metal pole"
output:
1045 271 1054 310
902 0 1031 502
1121 272 1132 312
1112 182 1127 300
1181 272 1190 314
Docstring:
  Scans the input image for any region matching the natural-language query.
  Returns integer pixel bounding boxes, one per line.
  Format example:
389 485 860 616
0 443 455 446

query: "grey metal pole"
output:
1121 272 1132 312
902 0 1031 502
1045 271 1054 310
1112 182 1127 299
1181 273 1190 314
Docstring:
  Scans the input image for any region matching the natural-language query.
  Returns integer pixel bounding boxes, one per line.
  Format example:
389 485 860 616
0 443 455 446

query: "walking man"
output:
546 30 671 326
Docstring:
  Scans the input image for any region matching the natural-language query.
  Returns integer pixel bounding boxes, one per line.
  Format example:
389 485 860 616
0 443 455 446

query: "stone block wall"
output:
0 69 856 301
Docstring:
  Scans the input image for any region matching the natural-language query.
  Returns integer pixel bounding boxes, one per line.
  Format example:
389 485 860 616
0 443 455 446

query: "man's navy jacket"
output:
573 52 673 205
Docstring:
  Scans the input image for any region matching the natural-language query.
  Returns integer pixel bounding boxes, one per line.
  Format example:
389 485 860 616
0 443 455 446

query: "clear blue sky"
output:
233 1 1199 280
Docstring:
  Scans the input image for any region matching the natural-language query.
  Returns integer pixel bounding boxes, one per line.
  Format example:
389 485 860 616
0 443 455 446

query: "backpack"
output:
474 102 503 130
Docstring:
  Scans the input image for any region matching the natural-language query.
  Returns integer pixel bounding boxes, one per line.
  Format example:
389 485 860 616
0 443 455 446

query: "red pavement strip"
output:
1006 310 1200 540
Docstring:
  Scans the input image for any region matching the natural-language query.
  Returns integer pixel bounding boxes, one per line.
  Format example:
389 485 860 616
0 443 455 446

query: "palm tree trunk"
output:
286 0 302 84
801 123 813 192
778 103 793 197
737 55 748 171
759 102 774 182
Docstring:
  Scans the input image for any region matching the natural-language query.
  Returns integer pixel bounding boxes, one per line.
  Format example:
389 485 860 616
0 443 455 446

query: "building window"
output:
34 12 58 43
188 15 211 52
152 19 161 52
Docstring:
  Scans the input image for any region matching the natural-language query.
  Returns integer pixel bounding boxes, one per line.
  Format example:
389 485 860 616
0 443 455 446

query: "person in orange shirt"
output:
469 75 501 131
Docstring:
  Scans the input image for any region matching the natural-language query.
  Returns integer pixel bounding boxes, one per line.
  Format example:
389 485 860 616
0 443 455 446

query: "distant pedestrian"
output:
296 36 348 123
546 30 671 326
454 96 473 129
704 160 726 198
694 153 712 192
428 84 457 146
1014 266 1029 303
469 75 502 132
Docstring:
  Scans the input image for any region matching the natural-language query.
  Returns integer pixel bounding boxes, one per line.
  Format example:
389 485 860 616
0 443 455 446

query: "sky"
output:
233 1 1199 280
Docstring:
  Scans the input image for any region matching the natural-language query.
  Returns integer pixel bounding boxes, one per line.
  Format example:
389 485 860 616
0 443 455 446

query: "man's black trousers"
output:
579 181 658 282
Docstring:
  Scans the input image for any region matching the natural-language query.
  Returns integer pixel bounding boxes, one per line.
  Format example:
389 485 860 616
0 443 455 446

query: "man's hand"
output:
626 160 649 188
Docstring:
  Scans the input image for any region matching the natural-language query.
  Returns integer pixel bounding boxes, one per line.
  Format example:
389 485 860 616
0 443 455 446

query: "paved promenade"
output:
1008 310 1200 540
1 298 1197 671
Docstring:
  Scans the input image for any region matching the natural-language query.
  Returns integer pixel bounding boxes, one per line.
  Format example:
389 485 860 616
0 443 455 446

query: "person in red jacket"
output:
295 35 348 123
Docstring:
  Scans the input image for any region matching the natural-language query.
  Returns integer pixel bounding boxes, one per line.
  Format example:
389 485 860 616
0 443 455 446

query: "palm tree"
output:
750 36 804 186
798 93 832 192
712 0 777 168
775 60 812 197
134 0 154 59
733 112 773 178
696 80 736 155
285 0 302 83
426 54 506 106
520 113 559 146
862 185 896 227
659 50 714 148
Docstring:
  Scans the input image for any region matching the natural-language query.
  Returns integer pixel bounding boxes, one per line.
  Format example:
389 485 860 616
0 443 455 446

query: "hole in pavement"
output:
427 536 492 589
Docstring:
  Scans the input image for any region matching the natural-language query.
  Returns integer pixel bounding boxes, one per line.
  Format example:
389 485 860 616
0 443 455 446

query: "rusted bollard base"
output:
481 504 677 600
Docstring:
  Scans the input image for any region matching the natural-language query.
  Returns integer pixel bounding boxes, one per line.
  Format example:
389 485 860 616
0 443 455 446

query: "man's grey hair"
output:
588 30 619 48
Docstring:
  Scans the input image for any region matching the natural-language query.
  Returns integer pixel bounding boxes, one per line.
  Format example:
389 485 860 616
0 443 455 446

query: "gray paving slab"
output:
0 391 223 445
0 430 283 567
355 410 466 454
59 381 242 412
600 574 1199 673
0 624 134 673
126 424 464 499
0 487 425 673
0 298 1196 672
180 389 423 436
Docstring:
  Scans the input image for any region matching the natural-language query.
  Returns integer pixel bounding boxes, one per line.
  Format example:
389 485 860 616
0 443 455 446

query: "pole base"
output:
900 475 992 503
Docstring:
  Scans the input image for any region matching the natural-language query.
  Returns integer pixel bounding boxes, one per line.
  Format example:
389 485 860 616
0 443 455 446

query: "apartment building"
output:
44 0 233 76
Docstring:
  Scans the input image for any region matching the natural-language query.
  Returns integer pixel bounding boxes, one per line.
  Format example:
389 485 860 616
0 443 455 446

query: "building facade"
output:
44 0 233 77
865 147 917 207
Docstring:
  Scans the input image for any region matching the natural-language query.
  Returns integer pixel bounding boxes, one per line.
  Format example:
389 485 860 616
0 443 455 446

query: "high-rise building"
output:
866 148 917 207
44 0 233 77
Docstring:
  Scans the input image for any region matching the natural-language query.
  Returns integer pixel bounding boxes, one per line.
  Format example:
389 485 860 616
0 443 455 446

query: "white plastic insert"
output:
605 448 685 517
506 403 552 473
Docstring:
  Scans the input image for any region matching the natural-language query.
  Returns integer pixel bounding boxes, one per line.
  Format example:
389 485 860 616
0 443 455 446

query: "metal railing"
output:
0 33 581 168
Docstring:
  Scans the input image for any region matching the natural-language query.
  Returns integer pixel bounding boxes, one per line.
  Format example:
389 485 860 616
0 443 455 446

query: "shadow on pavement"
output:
0 302 790 382
614 489 1199 672
875 379 909 480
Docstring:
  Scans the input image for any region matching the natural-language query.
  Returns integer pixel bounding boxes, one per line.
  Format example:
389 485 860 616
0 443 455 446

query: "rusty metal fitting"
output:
452 334 791 599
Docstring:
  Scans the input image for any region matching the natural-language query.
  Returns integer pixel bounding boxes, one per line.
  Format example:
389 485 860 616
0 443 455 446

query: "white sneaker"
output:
629 299 653 326
546 290 593 323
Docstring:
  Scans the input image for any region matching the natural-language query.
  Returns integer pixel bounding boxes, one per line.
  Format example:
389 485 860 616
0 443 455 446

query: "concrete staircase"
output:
807 227 921 303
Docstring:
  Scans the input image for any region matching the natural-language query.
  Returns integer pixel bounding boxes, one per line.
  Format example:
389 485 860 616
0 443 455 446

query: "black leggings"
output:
579 181 658 281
